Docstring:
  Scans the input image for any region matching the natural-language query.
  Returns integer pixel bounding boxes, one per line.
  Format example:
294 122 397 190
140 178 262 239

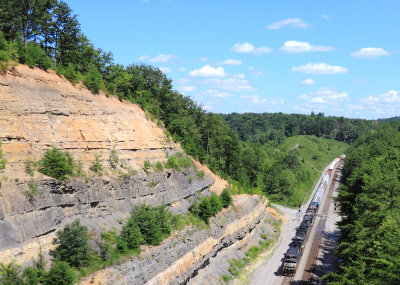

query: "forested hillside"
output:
222 112 378 145
324 123 400 284
0 0 360 207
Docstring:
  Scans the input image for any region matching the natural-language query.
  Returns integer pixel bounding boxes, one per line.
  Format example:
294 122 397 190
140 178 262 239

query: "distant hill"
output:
378 116 400 122
221 112 379 145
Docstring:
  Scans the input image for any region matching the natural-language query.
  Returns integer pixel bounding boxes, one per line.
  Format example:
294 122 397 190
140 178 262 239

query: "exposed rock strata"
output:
82 195 268 285
0 167 213 264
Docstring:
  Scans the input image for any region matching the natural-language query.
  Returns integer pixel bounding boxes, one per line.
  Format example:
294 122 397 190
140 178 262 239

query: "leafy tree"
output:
130 204 163 246
83 65 103 93
45 259 75 285
50 219 89 268
209 192 223 215
220 189 233 208
0 262 23 285
198 198 212 223
25 41 53 69
119 218 143 251
39 147 74 180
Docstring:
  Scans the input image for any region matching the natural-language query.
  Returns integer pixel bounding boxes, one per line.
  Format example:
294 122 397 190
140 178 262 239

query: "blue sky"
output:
66 0 399 119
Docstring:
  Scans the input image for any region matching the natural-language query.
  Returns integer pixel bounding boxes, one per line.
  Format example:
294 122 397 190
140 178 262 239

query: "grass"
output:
279 135 349 171
275 135 349 207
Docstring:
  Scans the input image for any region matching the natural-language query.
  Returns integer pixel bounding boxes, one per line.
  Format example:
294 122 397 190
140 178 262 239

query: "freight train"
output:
282 154 345 276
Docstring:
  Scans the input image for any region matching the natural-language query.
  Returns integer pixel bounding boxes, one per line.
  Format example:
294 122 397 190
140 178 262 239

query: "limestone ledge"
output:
83 195 268 285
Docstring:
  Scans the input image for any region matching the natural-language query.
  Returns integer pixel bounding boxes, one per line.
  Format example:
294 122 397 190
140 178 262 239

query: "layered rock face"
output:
0 65 174 178
0 66 216 264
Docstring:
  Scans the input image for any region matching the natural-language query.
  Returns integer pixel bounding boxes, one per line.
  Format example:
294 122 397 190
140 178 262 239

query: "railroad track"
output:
299 162 342 284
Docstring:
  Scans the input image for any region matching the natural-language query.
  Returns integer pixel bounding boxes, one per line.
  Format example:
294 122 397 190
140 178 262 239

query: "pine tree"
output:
221 189 233 208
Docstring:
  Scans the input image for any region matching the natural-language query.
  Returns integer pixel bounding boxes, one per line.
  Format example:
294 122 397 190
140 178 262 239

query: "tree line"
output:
323 123 400 284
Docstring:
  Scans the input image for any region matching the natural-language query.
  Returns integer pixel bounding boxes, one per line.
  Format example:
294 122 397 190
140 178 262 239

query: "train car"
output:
283 243 302 276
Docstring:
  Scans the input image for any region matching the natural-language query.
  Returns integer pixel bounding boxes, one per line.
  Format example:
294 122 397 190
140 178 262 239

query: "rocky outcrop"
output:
82 195 268 285
0 65 176 179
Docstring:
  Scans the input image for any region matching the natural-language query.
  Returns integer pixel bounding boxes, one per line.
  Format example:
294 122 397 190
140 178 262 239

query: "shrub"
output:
221 188 233 208
108 150 119 169
144 160 151 169
50 219 89 268
25 179 39 198
25 159 35 176
155 161 163 172
198 198 212 223
0 32 10 72
25 42 53 70
0 142 6 172
90 154 103 175
165 155 179 171
57 63 81 85
209 192 223 215
196 170 205 179
45 259 75 285
83 65 103 93
119 218 143 251
39 147 74 180
0 262 23 284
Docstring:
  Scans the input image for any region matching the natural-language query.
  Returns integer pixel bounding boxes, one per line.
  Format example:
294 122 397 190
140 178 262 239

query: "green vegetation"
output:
39 147 74 180
90 154 103 175
50 219 90 268
189 190 232 223
108 150 119 169
165 153 192 171
25 179 39 198
0 142 6 172
221 233 274 284
323 123 400 284
196 170 205 179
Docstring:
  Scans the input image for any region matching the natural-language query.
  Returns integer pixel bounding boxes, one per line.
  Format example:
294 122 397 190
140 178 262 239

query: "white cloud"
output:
138 55 150 61
219 59 243 66
364 90 400 104
359 90 400 118
299 87 348 104
253 71 267 77
149 54 177 63
189 65 227 77
280 41 335 53
292 62 348 75
231 42 272 55
159 67 171 73
203 105 213 111
204 77 254 92
240 95 284 105
268 18 310 29
321 14 332 20
204 89 232 98
178 86 197 93
301 78 315 85
350 47 390 59
201 57 208 62
248 66 255 71
178 67 187 72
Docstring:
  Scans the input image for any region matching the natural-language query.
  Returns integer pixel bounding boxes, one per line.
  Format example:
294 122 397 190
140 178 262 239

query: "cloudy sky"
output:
66 0 399 119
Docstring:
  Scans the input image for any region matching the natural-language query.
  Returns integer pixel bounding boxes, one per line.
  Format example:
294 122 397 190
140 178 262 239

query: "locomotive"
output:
282 154 345 276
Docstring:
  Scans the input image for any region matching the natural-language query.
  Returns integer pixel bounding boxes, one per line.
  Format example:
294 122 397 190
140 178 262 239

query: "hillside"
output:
277 135 349 205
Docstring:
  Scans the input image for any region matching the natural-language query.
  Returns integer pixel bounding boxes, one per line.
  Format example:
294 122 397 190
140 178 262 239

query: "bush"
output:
0 142 6 172
39 147 74 180
0 32 10 72
196 170 205 179
165 155 179 171
221 188 233 208
210 192 223 215
25 42 53 70
57 63 81 85
120 218 143 251
90 154 103 175
83 65 103 93
109 150 119 169
45 259 75 285
50 219 89 268
155 161 163 172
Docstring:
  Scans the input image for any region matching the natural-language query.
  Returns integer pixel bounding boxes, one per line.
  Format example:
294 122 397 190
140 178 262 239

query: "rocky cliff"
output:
0 65 220 265
0 65 266 285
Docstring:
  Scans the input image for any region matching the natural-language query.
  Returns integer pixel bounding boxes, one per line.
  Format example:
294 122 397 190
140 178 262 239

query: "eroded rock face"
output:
81 195 268 285
0 65 176 179
0 65 218 265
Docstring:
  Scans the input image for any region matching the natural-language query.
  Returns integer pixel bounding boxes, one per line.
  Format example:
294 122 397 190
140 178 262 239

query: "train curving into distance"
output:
282 154 345 276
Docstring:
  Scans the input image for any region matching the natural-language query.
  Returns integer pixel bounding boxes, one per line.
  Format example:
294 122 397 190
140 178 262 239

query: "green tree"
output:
39 147 74 180
119 218 143 251
83 65 103 93
209 192 223 215
44 259 75 285
220 189 233 208
198 198 212 223
50 219 89 268
0 263 23 285
130 205 163 246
